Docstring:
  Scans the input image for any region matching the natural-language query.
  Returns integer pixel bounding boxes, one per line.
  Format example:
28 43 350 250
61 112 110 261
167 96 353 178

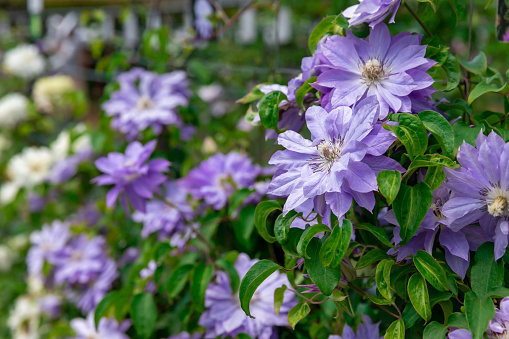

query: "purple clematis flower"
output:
199 253 296 339
442 131 509 260
194 0 214 39
343 0 402 28
102 68 190 140
313 23 435 118
167 332 202 339
132 181 193 239
180 152 261 210
268 97 403 224
487 297 509 338
27 220 70 277
93 140 170 213
448 329 472 339
329 315 383 339
71 312 130 339
385 183 492 278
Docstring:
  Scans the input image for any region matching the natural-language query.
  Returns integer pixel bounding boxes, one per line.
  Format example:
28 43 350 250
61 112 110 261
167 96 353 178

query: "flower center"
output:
432 198 446 221
309 139 343 173
137 95 154 111
488 196 509 217
362 58 385 86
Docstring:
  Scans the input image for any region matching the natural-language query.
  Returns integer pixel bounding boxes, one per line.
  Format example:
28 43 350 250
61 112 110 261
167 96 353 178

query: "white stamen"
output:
309 139 343 173
362 58 386 86
137 95 154 110
488 196 509 217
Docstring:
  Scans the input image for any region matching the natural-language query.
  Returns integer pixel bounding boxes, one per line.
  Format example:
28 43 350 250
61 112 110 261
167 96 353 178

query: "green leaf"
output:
408 273 431 322
417 0 437 11
319 219 352 268
130 293 157 339
393 183 434 245
366 293 395 305
229 188 255 215
487 286 509 298
236 83 270 104
167 264 194 298
468 79 509 105
423 166 445 191
407 154 459 171
354 223 395 249
442 54 461 91
258 91 287 130
288 302 310 329
377 170 401 205
458 52 487 75
423 321 448 339
235 205 256 250
95 290 131 326
191 263 214 311
254 200 281 243
402 303 421 328
414 250 449 292
384 319 405 339
470 242 504 299
376 259 393 300
308 16 339 53
385 113 428 160
304 238 342 296
274 285 287 317
418 110 455 157
464 292 495 339
452 120 483 150
295 76 317 109
217 259 241 294
297 224 331 258
356 248 391 270
274 210 301 244
239 260 281 317
447 313 468 329
281 228 305 257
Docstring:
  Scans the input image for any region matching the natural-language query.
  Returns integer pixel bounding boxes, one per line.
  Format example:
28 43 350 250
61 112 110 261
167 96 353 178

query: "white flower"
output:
32 75 75 114
8 295 40 337
0 245 14 271
50 130 70 161
6 146 55 187
0 182 20 205
0 93 29 128
198 84 222 103
72 134 92 154
8 234 30 251
3 45 45 79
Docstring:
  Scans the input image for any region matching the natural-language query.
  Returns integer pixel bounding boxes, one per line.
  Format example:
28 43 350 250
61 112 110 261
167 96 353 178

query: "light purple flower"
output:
194 0 214 39
268 97 403 224
47 148 93 184
102 68 190 139
343 0 401 28
132 181 192 239
71 312 130 339
199 253 296 339
38 294 62 319
180 152 261 210
313 23 435 118
329 315 383 339
167 332 202 339
386 184 491 278
442 131 509 260
27 220 70 277
93 140 170 213
487 297 509 338
448 329 472 339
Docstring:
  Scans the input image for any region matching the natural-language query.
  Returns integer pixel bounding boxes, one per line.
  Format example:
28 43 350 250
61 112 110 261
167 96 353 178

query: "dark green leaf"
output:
130 293 157 339
402 303 421 328
288 302 310 329
470 242 504 299
423 166 445 191
297 224 331 258
281 227 305 257
295 76 317 109
274 210 301 244
417 0 437 11
487 286 509 298
217 259 241 294
239 260 281 317
167 264 194 298
319 219 352 268
308 16 340 53
356 248 391 270
384 319 405 339
407 154 459 171
191 263 214 311
464 291 495 339
274 285 287 317
423 321 447 339
452 120 483 150
385 113 428 160
376 259 393 300
377 170 401 205
254 200 281 243
459 52 487 75
414 250 449 292
304 238 341 296
394 183 434 245
408 273 431 321
229 188 255 215
468 79 509 105
235 205 256 250
442 54 461 91
366 293 394 305
418 110 455 157
447 313 468 329
95 290 131 326
355 223 395 249
259 91 287 130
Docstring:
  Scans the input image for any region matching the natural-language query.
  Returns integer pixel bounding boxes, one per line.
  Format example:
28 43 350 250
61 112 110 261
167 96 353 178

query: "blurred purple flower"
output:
199 253 296 338
386 184 492 278
268 97 402 224
28 192 46 212
167 332 202 339
447 329 472 339
27 220 70 277
119 247 140 267
38 294 62 319
343 0 401 27
487 297 509 338
132 181 193 239
93 140 170 213
194 0 214 39
313 23 435 118
442 131 509 260
102 68 190 140
180 152 261 210
71 312 130 339
329 315 383 339
47 149 93 184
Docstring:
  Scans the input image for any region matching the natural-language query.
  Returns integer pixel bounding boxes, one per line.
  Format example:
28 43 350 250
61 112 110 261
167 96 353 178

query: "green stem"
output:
404 2 433 37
